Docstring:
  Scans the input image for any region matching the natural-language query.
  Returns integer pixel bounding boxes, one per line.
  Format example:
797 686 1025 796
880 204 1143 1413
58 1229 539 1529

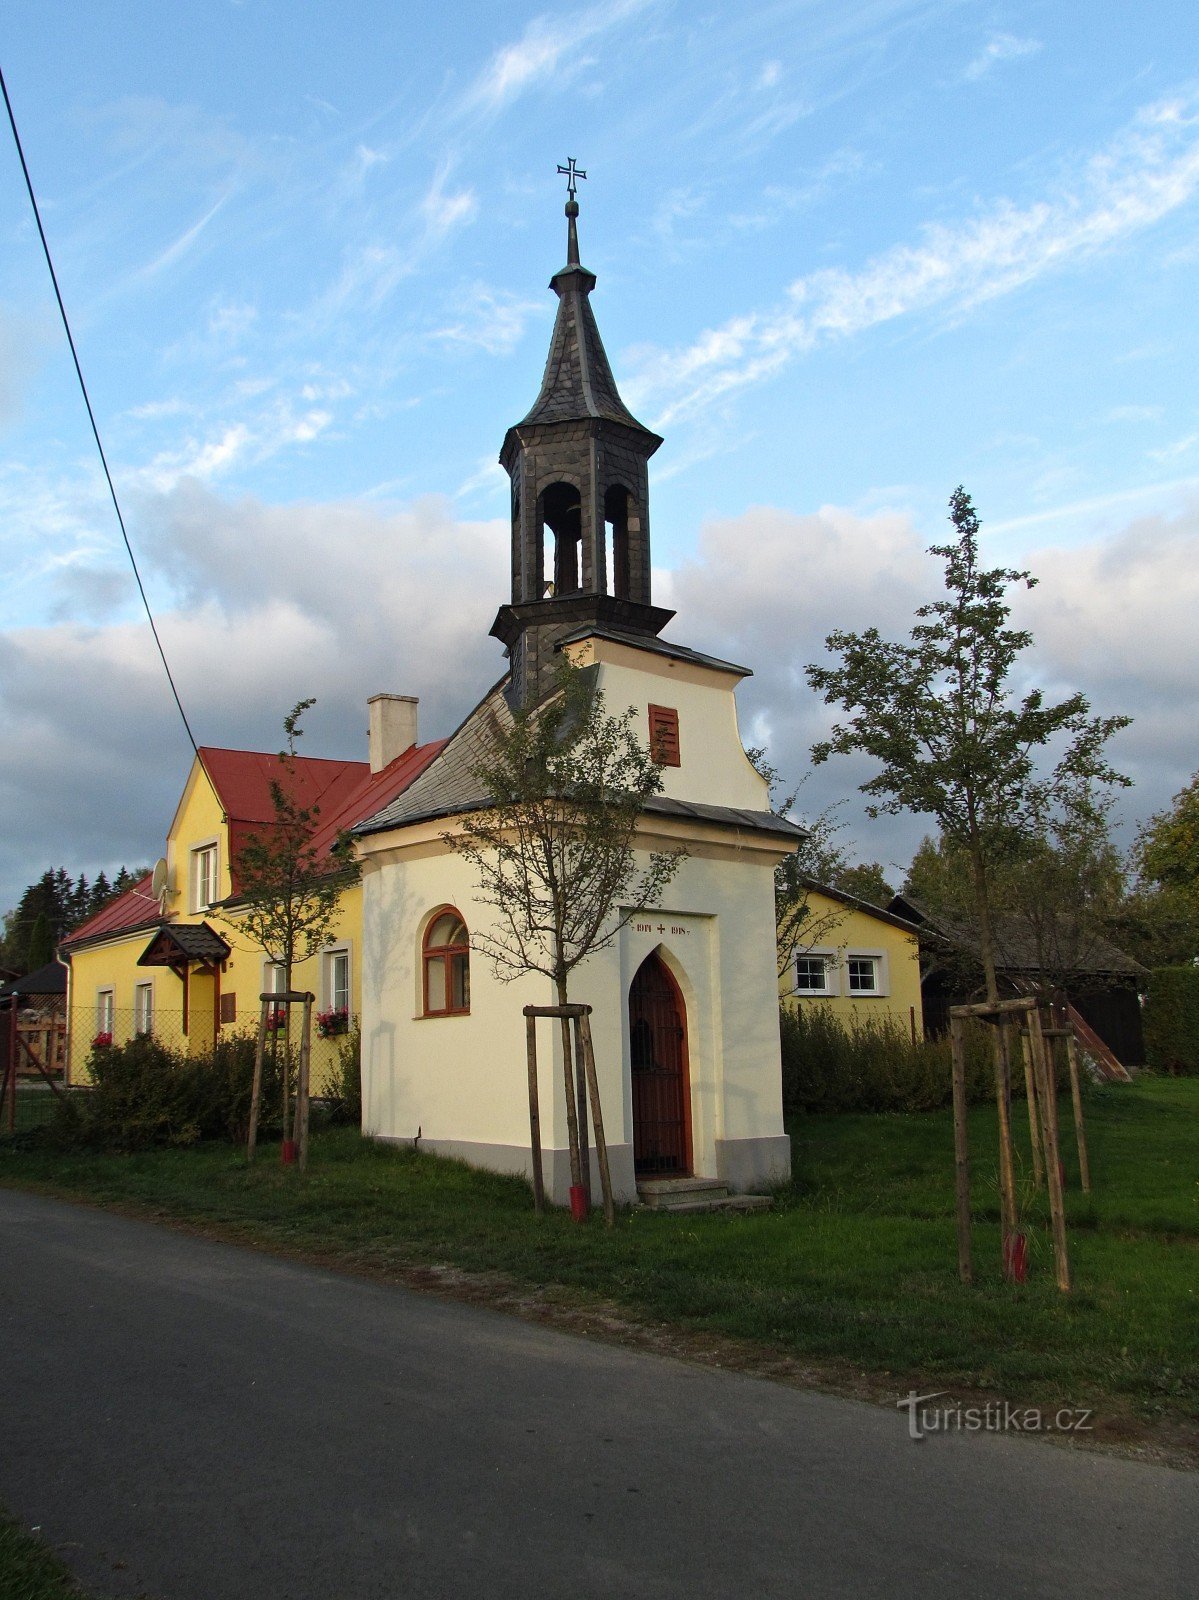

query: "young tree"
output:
807 486 1130 1274
806 486 1130 1005
446 662 685 1207
237 700 356 1160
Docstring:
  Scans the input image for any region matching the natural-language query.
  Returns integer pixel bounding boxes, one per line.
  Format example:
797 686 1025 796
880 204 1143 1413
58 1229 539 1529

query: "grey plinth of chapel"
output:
491 196 674 709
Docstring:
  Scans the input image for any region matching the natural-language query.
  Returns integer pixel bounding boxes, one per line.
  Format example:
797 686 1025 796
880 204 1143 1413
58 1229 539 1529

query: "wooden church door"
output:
629 952 691 1176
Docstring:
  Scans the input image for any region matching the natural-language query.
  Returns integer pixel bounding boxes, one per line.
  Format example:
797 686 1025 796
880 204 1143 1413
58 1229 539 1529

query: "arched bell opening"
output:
629 949 692 1176
538 482 582 597
604 483 633 599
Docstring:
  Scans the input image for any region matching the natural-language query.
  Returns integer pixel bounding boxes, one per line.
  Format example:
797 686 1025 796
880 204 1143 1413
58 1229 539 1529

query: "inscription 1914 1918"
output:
633 922 690 936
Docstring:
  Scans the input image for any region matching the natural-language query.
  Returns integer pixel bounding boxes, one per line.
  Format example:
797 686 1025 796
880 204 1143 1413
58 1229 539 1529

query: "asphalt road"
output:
1 1189 1195 1600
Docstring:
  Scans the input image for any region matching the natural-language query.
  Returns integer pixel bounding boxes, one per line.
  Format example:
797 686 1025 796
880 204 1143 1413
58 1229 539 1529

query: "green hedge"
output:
1143 967 1199 1075
780 1004 1001 1115
44 1032 280 1150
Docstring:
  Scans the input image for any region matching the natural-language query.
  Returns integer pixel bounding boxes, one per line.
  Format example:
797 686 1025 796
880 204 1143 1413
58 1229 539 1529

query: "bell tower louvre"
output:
491 163 675 707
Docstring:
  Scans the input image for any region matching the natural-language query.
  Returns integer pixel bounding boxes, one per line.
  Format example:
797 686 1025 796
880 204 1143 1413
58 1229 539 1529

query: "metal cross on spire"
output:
557 156 587 202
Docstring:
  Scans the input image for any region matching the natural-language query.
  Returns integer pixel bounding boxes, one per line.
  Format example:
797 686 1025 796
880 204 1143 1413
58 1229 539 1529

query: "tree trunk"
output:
967 831 1019 1268
555 974 583 1193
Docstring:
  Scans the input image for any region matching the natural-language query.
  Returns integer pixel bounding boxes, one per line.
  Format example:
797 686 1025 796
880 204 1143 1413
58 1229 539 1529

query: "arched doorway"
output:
629 952 691 1176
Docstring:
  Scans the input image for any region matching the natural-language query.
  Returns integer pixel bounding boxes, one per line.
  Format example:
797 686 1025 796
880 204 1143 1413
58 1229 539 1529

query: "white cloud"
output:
432 285 545 356
2 487 1195 910
137 190 232 279
0 485 509 910
1148 431 1199 463
465 0 653 114
629 89 1199 427
420 164 478 241
964 33 1043 81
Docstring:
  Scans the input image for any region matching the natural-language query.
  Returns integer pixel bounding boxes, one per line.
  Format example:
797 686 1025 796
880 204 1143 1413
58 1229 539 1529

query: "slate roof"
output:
138 921 231 967
354 676 804 845
801 879 922 933
0 960 68 998
556 625 752 679
889 895 1146 977
517 238 659 441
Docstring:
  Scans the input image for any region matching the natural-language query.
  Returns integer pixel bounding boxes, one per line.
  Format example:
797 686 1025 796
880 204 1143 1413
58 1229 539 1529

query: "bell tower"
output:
491 163 674 707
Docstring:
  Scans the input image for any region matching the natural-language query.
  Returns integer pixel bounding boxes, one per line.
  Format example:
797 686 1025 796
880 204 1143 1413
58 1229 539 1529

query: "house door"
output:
629 952 691 1176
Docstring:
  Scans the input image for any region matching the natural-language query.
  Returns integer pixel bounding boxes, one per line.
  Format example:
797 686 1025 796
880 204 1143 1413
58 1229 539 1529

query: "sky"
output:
3 0 1199 914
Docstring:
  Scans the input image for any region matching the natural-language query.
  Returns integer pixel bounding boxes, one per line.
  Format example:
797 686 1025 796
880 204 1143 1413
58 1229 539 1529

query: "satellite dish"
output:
151 859 169 903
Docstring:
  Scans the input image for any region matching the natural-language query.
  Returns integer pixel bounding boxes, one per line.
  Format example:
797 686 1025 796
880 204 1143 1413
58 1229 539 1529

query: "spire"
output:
514 173 660 440
492 169 673 709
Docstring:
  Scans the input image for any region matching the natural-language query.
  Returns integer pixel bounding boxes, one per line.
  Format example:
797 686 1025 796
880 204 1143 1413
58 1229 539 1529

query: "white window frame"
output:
844 949 890 998
134 981 154 1036
96 988 115 1037
323 944 351 1015
793 949 839 997
191 838 220 913
263 961 286 997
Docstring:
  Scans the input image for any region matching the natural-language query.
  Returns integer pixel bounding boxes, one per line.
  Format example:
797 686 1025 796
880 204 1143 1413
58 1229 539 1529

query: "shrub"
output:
49 1031 281 1150
1143 967 1199 1075
321 1022 362 1126
780 1004 997 1115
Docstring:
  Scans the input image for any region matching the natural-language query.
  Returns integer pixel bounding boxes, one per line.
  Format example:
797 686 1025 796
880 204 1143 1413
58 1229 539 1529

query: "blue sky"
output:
3 0 1199 912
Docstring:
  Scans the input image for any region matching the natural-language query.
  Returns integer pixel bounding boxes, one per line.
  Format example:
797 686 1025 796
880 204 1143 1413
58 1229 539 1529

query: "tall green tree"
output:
806 486 1130 1004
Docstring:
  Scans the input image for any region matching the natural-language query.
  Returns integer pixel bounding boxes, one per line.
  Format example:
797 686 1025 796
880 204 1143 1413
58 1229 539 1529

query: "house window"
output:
847 955 880 994
134 982 154 1036
192 842 219 911
648 704 681 767
95 988 114 1043
423 910 470 1016
794 954 833 995
324 947 350 1014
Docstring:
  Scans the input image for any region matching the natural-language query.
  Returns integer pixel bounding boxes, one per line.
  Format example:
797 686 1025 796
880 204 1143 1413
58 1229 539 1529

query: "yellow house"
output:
780 881 925 1038
60 696 443 1087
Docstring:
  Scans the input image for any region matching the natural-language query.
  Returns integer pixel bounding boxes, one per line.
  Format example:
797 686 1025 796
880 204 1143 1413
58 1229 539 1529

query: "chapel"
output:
352 184 801 1204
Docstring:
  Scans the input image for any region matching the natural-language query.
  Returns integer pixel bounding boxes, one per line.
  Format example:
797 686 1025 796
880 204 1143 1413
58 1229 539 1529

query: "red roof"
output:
306 740 447 858
198 742 446 887
62 874 161 948
62 739 446 948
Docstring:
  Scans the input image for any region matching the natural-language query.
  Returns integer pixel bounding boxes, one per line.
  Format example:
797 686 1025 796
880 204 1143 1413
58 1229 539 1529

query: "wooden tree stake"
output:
246 995 271 1161
579 1013 615 1229
558 1010 583 1194
525 1014 545 1213
1064 1030 1091 1194
572 1013 592 1207
950 1016 972 1285
1028 1006 1071 1292
296 994 314 1172
1018 1028 1044 1187
992 1021 1020 1275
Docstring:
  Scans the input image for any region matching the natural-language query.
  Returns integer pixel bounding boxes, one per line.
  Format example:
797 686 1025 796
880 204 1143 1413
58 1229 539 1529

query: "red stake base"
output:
569 1183 589 1222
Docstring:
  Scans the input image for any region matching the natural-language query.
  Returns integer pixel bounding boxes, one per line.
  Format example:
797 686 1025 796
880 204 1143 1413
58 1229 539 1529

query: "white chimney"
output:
368 694 419 772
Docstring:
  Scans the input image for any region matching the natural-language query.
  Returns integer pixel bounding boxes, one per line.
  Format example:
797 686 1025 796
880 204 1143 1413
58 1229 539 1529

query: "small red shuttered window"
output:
648 704 681 767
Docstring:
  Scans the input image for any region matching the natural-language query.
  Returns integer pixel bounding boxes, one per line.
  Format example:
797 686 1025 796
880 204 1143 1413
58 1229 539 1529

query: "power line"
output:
0 63 200 757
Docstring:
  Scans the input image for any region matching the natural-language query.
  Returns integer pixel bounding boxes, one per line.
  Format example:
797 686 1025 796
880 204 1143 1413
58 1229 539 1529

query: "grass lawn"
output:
0 1509 87 1599
2 1076 1196 1445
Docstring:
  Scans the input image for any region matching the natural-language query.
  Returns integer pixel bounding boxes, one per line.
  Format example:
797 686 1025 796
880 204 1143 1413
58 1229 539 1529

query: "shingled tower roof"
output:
515 208 659 439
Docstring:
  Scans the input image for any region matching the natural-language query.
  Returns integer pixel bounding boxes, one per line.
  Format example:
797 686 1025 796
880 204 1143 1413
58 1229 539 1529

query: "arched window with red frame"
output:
423 909 470 1016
